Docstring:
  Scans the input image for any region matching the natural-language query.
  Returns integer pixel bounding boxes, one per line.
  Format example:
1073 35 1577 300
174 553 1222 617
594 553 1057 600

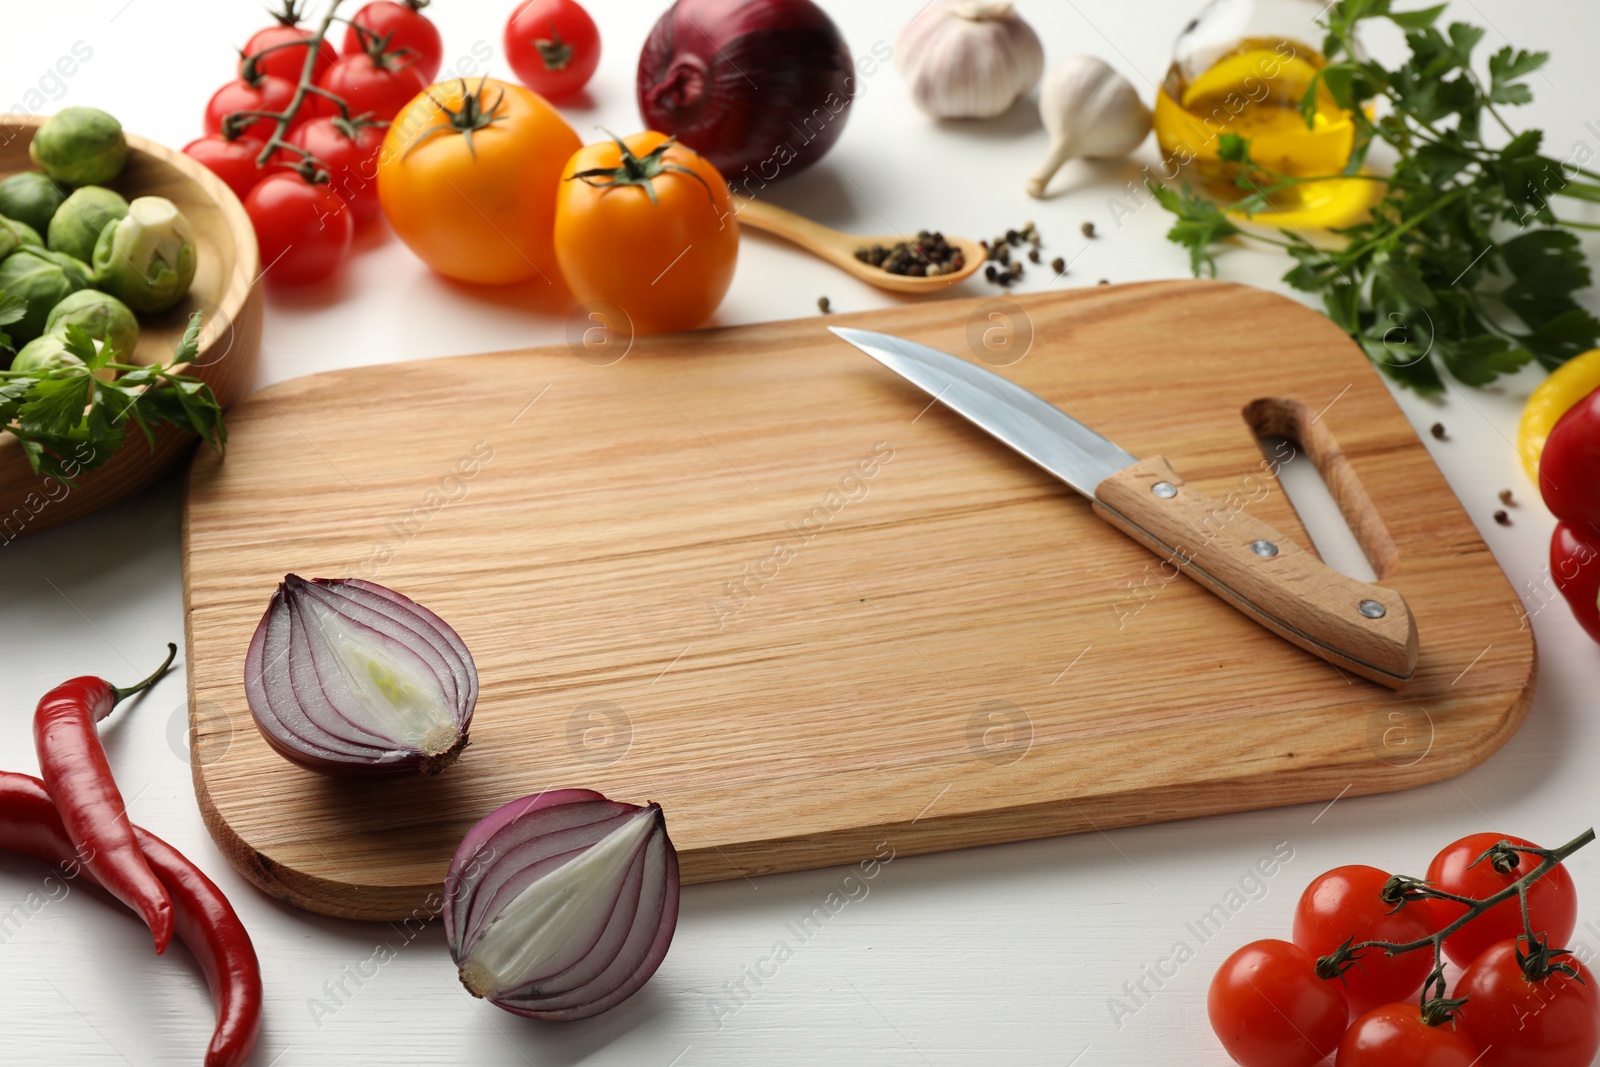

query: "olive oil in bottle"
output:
1153 6 1375 227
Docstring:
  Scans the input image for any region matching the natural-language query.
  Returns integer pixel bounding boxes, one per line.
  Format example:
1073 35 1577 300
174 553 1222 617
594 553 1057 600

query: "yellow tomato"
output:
554 131 738 334
1517 348 1600 481
378 78 580 285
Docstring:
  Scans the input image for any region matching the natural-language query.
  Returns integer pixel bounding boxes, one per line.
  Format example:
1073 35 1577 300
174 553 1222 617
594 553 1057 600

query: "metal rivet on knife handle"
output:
1091 455 1418 688
822 328 1419 687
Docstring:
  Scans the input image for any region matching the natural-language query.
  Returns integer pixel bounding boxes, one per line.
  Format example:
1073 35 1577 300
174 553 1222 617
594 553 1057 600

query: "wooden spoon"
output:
732 197 986 294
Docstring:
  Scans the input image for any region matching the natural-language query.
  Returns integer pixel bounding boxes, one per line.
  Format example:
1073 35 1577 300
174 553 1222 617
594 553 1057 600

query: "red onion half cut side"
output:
242 575 478 777
444 790 681 1021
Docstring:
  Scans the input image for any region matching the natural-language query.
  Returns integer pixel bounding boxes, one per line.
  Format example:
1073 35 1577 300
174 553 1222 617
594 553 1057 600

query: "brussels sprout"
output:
10 333 113 381
10 335 83 373
0 217 22 262
47 186 129 263
30 107 128 186
0 246 91 346
91 196 197 314
4 216 43 249
44 289 139 360
0 172 69 234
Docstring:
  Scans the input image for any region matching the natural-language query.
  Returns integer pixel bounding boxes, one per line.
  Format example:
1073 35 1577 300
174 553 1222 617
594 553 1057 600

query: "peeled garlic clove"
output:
896 0 1045 120
1027 56 1153 199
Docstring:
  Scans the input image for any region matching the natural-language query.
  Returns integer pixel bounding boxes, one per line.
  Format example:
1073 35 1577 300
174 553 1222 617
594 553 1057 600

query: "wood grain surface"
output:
182 281 1534 920
0 113 261 542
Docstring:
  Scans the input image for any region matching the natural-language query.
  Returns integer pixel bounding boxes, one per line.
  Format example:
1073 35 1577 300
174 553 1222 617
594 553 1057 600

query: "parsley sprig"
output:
1151 0 1600 392
0 311 227 483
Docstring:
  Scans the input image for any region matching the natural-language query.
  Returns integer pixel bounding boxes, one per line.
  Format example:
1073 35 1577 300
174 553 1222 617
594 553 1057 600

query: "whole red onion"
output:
637 0 855 184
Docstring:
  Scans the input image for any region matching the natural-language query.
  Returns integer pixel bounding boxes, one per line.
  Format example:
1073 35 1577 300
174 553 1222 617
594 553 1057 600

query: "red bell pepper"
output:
1539 386 1600 643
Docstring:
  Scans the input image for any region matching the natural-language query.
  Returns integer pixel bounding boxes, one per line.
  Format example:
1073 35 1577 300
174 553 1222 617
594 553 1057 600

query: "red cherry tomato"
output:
1454 940 1600 1067
1292 865 1437 1016
504 0 601 100
204 75 298 143
1334 1003 1480 1066
343 1 443 83
315 48 428 121
243 22 337 84
285 117 385 224
1427 834 1576 969
183 135 269 204
1209 939 1348 1067
244 172 354 285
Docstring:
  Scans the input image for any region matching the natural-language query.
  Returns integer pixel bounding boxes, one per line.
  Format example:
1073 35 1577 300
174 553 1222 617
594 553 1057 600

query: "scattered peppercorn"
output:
979 222 1049 286
1051 256 1066 274
1430 422 1446 440
854 231 965 277
817 296 831 314
1081 221 1097 238
1499 488 1515 506
1494 509 1511 526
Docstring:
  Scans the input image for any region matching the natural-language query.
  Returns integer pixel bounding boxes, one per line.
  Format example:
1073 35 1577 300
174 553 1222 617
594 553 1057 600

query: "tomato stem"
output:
223 0 388 173
237 39 303 86
566 130 714 208
346 23 416 70
269 0 313 27
1470 839 1524 875
1416 992 1469 1028
402 77 507 161
535 27 574 72
1315 828 1597 1009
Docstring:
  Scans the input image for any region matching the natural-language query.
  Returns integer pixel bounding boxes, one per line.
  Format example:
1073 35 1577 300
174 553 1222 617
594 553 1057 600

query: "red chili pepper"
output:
1540 387 1600 643
32 643 178 953
0 771 263 1067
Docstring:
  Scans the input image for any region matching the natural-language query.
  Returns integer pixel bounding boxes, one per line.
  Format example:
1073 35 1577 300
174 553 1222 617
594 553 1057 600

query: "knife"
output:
830 326 1419 688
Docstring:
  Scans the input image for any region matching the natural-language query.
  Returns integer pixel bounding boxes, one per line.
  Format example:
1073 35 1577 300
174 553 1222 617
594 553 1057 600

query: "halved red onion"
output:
444 790 680 1021
242 575 477 777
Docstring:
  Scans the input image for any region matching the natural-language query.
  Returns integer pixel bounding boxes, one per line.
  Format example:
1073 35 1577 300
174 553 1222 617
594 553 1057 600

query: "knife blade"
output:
830 326 1419 688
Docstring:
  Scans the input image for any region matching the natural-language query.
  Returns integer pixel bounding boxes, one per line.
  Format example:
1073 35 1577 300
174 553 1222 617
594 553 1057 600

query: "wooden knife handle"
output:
1091 456 1418 688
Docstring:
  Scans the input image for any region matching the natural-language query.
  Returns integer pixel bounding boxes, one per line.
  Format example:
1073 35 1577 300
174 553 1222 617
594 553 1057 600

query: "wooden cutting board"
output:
182 281 1534 920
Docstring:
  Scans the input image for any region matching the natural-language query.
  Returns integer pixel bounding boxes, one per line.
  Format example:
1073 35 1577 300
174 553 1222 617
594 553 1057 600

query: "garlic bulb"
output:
1026 56 1152 199
897 1 1045 120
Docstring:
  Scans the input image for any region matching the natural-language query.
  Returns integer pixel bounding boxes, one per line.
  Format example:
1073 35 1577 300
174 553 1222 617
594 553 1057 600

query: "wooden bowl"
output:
0 114 261 542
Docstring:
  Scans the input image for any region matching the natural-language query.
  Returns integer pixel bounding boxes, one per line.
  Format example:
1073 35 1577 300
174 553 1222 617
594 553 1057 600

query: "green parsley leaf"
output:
1387 4 1446 28
1146 181 1241 277
1 311 226 481
1150 1 1600 392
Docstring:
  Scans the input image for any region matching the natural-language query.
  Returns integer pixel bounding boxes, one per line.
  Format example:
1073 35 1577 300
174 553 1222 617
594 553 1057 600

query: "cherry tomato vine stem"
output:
1319 828 1595 1017
225 0 371 171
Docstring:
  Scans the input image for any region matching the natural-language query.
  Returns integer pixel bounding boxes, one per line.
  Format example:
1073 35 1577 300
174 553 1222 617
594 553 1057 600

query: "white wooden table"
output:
3 1 1598 1063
